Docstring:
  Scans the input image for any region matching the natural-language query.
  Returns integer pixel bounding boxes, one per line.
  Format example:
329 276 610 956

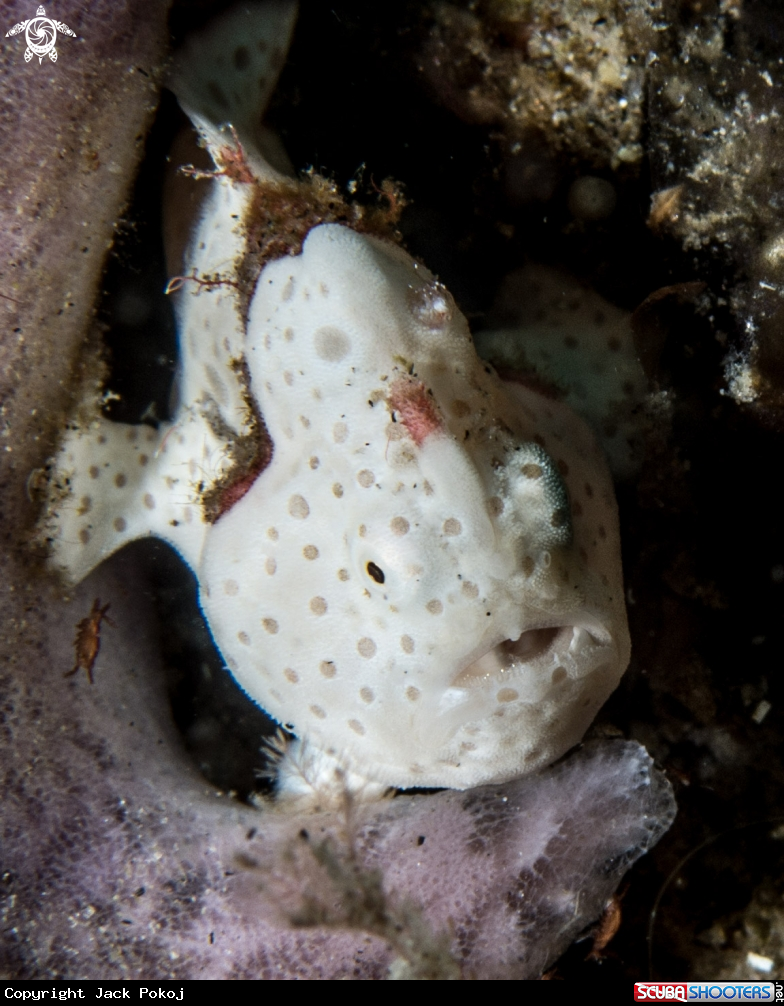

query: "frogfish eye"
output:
366 560 385 584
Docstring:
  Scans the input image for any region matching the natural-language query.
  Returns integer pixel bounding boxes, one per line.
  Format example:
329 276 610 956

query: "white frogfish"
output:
40 1 630 805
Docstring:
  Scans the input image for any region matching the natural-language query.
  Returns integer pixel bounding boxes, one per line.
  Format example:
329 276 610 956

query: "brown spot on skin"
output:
143 493 155 510
393 446 416 466
332 483 344 498
138 454 148 467
77 496 91 516
451 399 471 417
309 456 319 469
426 599 443 615
337 568 349 581
390 516 409 536
333 422 348 443
552 667 567 684
284 668 299 684
224 580 239 596
89 466 100 480
310 705 326 719
303 545 319 560
401 635 415 654
114 473 127 488
348 719 365 736
113 517 127 533
462 581 479 598
486 497 504 517
358 524 366 538
262 618 279 634
406 686 420 702
443 518 462 536
314 326 351 362
585 482 594 498
557 459 569 477
521 463 543 479
310 596 327 615
357 469 375 488
288 494 309 519
357 637 376 658
265 558 276 575
551 509 567 528
79 529 90 544
238 631 250 645
268 527 279 540
207 80 229 109
360 687 374 703
320 660 336 678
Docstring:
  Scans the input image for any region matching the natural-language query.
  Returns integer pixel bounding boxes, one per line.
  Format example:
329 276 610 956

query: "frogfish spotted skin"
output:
41 0 630 806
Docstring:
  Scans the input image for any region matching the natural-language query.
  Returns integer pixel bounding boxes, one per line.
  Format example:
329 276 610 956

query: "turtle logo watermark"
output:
5 5 76 64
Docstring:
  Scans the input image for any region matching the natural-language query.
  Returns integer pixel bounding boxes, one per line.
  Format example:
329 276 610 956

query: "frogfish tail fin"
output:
168 0 299 179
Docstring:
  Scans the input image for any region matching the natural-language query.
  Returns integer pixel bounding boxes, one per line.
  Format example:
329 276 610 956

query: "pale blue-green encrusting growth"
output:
40 0 630 806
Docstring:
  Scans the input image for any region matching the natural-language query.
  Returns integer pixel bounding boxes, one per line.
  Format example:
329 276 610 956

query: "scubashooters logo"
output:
635 984 781 1002
4 5 76 64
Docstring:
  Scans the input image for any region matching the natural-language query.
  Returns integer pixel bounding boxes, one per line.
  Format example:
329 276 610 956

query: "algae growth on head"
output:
40 0 630 805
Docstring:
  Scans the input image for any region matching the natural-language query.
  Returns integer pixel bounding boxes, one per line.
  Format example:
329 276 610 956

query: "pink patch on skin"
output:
388 377 444 446
213 430 274 520
213 464 264 518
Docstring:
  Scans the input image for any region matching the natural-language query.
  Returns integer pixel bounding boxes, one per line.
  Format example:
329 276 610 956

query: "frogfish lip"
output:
449 622 615 703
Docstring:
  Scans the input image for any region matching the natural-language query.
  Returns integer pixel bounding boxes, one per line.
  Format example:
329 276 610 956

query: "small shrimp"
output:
64 598 114 685
587 893 623 961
